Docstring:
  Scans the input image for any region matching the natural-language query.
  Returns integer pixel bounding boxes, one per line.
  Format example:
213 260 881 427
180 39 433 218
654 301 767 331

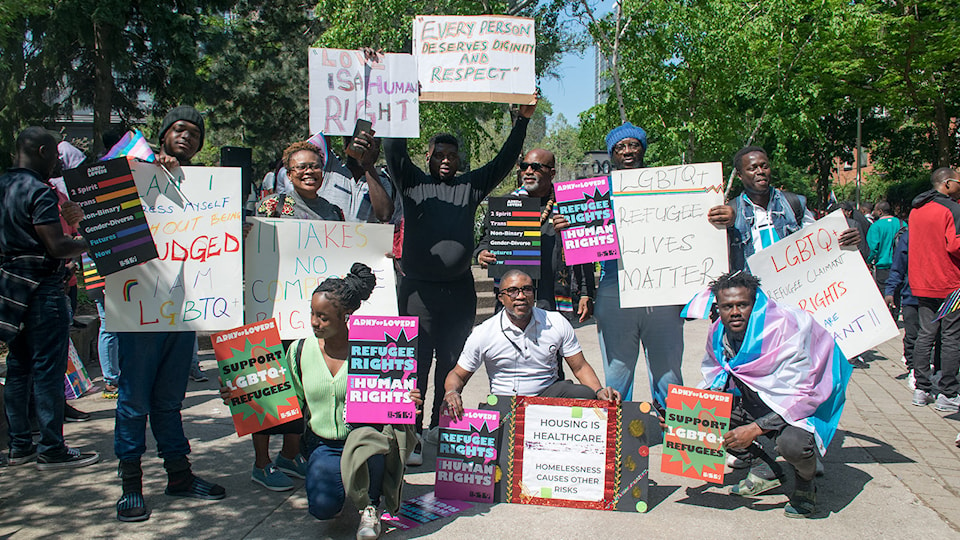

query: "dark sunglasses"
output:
517 161 554 172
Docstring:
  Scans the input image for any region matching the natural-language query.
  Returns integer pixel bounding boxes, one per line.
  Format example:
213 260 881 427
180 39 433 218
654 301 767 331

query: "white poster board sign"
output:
610 163 727 307
747 211 899 358
413 15 536 104
520 403 607 502
105 163 243 331
244 217 397 339
308 48 420 138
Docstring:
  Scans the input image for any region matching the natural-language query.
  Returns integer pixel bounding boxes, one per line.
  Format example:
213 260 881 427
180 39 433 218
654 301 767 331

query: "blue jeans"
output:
95 300 119 386
594 286 684 406
305 437 385 519
114 331 195 461
4 276 71 456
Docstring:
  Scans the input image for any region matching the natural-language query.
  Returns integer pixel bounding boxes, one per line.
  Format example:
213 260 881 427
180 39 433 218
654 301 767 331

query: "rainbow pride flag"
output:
935 288 960 321
101 130 156 162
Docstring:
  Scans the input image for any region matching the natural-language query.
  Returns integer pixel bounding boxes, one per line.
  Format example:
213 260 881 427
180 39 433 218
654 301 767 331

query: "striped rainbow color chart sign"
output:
486 196 541 279
63 158 158 275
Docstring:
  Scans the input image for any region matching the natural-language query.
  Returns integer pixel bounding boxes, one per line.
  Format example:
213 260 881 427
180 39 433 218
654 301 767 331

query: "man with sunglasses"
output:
475 148 595 320
383 101 536 461
908 167 960 413
442 270 619 420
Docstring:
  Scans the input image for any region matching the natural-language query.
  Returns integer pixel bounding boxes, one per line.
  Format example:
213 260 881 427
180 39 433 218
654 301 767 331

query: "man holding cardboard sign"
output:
702 271 851 518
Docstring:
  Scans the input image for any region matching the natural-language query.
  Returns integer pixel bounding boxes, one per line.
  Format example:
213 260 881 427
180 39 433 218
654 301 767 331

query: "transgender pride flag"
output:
681 288 715 320
101 130 156 162
305 131 329 165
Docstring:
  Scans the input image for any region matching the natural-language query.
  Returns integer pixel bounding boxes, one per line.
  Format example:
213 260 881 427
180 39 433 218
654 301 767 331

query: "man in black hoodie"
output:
383 101 535 453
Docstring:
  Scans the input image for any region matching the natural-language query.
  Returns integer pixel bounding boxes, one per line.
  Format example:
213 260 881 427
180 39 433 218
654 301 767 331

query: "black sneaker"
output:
9 445 38 466
37 447 101 470
64 403 92 422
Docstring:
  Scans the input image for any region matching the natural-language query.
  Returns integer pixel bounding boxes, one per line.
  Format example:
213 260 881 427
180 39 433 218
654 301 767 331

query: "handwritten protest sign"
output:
104 163 243 331
346 316 418 424
554 176 620 265
747 211 899 358
63 158 158 275
244 217 397 339
610 162 727 307
436 408 499 503
661 385 731 484
413 15 536 104
486 197 540 279
308 48 420 138
213 319 302 437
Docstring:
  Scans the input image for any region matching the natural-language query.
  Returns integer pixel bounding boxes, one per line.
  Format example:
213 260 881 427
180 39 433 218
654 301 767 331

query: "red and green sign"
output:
661 385 732 484
213 319 302 436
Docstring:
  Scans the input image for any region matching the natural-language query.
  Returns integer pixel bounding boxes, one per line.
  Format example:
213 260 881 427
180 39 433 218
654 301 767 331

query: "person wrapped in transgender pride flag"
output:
699 271 852 518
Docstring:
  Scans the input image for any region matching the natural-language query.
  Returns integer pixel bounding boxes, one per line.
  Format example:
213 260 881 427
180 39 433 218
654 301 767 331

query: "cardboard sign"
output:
484 396 658 513
661 385 732 484
381 493 473 531
413 15 536 104
104 163 243 331
610 162 728 307
244 217 397 339
213 319 302 437
554 176 620 265
747 211 899 358
308 48 419 138
63 158 158 275
346 315 418 424
435 408 500 503
486 197 541 279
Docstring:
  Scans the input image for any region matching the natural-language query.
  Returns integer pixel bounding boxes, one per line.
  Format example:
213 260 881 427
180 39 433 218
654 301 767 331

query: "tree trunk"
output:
92 21 115 155
933 99 953 167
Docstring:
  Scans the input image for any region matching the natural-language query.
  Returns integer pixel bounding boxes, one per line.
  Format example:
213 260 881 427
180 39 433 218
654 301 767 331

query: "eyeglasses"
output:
290 162 322 172
518 161 554 172
613 141 642 152
498 285 535 299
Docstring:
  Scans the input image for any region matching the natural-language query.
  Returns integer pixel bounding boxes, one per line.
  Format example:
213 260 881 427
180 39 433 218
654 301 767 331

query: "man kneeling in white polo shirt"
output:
442 270 620 420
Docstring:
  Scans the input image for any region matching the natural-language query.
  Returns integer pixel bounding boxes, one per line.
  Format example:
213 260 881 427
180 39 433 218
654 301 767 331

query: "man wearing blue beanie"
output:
556 122 684 409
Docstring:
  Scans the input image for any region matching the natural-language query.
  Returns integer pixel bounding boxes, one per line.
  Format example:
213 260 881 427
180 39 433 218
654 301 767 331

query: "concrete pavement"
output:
1 314 959 539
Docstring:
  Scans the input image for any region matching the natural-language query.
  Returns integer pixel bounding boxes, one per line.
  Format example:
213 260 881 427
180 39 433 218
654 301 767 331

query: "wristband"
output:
444 390 460 398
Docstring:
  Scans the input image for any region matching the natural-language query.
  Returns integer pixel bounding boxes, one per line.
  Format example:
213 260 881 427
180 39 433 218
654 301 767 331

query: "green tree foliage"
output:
570 0 958 211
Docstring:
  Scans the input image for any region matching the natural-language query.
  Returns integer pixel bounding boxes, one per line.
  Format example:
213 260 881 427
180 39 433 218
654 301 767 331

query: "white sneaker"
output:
356 505 381 540
423 426 440 446
908 369 916 390
406 440 423 467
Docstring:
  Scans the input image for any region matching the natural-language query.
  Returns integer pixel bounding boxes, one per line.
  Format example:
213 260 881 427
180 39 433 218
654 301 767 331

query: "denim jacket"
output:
728 188 809 271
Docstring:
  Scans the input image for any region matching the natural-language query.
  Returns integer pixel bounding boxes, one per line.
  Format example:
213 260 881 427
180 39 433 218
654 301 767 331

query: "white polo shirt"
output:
457 307 583 396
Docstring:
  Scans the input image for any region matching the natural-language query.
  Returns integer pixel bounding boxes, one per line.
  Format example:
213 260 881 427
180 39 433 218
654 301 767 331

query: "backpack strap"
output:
781 191 805 224
294 338 305 383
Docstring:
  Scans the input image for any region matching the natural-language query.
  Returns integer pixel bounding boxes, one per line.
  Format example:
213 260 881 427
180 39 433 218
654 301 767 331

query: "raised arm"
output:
470 102 536 197
382 138 419 192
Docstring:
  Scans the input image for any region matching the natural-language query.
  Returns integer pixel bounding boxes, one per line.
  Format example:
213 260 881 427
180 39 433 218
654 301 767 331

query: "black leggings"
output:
399 275 476 432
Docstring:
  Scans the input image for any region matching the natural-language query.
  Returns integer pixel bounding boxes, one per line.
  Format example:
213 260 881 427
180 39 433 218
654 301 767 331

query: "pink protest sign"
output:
554 176 620 265
346 315 418 424
435 408 500 503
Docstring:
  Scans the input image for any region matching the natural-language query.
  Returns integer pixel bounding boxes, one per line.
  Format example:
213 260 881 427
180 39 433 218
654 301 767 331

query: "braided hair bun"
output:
313 262 376 315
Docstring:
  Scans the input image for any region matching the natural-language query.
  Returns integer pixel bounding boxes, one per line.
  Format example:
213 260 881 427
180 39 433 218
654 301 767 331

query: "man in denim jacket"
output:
707 146 859 271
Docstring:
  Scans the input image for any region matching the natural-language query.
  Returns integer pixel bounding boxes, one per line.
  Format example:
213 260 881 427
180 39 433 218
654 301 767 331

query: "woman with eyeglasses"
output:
257 141 346 220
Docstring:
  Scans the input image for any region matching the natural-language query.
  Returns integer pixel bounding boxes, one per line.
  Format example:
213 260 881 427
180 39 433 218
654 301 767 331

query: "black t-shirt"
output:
0 168 61 256
384 117 529 282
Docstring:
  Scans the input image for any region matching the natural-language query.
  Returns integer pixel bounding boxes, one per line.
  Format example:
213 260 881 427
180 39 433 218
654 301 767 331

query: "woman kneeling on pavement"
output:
223 263 418 539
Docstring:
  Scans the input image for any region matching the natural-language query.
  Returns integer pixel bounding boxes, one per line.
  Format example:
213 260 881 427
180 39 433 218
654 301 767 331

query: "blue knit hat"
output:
605 122 648 156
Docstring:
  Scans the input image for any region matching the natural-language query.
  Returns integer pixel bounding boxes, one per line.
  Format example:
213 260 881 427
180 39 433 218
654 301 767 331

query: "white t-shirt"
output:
457 308 583 396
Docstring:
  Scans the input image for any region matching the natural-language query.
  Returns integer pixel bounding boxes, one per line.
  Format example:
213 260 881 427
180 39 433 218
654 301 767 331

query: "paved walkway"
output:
1 317 958 539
